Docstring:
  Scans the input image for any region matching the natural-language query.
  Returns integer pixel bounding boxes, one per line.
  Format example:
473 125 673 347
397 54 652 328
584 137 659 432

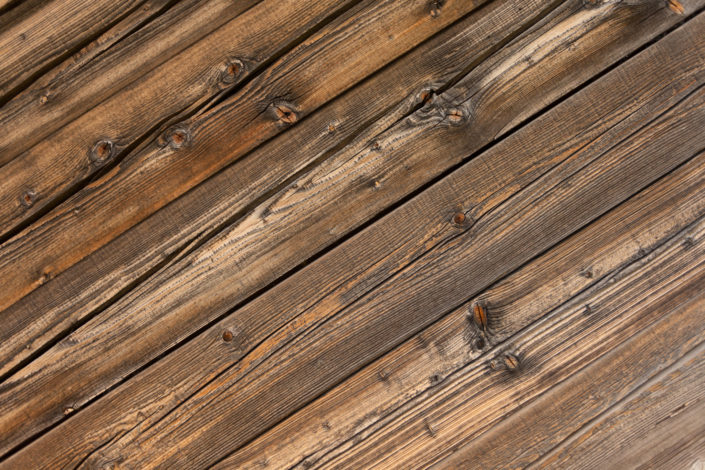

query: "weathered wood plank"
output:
317 219 705 469
433 294 705 470
534 341 705 469
0 0 561 381
0 0 361 242
126 79 705 469
3 10 703 467
0 0 145 100
0 0 486 310
209 150 705 469
0 0 262 164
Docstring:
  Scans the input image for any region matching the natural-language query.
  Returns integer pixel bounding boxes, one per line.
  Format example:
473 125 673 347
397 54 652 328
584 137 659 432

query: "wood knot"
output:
471 302 488 330
222 330 234 342
503 353 519 371
491 352 521 372
417 88 435 106
90 139 115 165
445 107 466 126
666 0 684 14
430 0 446 17
221 58 244 84
270 101 298 125
20 189 37 207
159 126 191 149
39 93 49 105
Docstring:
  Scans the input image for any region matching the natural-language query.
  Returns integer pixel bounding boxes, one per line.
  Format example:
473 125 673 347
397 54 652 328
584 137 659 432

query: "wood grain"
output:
212 149 705 470
0 0 485 310
535 340 705 469
4 9 703 466
0 0 261 164
325 218 705 469
0 0 561 378
0 0 360 241
0 0 145 100
433 294 705 470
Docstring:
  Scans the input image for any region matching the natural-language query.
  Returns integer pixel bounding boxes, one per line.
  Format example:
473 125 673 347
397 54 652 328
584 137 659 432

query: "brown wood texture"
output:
1 0 704 467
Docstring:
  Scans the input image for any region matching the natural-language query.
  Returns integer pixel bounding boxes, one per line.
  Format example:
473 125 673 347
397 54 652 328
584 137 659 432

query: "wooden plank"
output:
0 0 361 241
1 0 691 373
208 150 705 469
433 305 705 470
0 0 563 379
533 341 705 469
0 0 487 309
4 11 703 467
125 85 705 469
314 222 705 469
0 0 145 100
0 0 262 164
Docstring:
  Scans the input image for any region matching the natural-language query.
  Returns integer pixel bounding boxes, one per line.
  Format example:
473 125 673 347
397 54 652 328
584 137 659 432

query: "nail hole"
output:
222 330 234 342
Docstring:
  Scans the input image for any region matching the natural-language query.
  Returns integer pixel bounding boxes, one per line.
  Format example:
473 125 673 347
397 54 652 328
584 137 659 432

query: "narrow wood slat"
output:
0 0 561 381
0 0 262 165
0 0 485 311
319 218 705 469
4 10 703 467
212 149 705 469
534 341 705 469
0 0 145 99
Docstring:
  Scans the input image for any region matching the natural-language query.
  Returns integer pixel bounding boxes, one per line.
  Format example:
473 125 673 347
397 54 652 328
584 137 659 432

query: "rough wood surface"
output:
0 0 145 101
214 148 705 470
0 0 487 311
2 1 696 459
0 0 561 379
1 0 703 467
0 0 261 163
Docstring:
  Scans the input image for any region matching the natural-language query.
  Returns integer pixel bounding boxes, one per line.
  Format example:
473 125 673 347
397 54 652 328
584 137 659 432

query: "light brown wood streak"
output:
0 0 145 99
206 151 705 469
0 0 262 165
0 0 560 377
3 10 703 467
0 0 485 312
